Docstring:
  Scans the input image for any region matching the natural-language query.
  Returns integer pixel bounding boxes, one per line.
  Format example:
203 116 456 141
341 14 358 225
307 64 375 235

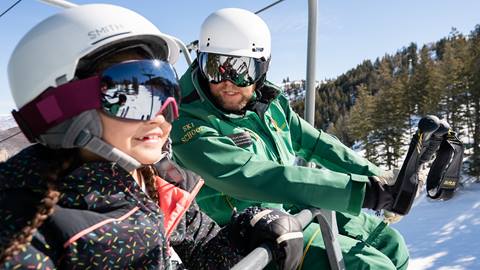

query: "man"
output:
171 8 409 269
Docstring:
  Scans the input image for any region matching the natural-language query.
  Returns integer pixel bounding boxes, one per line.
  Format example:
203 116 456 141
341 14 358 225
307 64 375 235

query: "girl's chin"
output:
134 155 165 165
129 148 166 164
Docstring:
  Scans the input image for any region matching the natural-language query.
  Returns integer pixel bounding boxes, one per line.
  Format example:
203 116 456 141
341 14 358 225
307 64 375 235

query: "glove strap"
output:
250 209 273 226
276 232 304 244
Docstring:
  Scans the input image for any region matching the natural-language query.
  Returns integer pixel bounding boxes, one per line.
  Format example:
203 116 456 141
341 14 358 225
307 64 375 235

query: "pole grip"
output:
231 209 314 270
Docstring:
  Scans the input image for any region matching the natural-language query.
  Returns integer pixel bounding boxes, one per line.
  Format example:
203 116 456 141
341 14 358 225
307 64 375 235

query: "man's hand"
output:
382 167 428 223
362 176 394 211
375 168 400 186
363 168 428 223
229 207 303 270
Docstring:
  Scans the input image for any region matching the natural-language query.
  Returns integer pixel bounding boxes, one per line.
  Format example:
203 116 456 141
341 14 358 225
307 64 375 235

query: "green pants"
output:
298 211 409 270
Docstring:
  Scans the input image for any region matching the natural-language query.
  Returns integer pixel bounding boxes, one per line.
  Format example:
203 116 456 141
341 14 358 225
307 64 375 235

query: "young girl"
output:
0 4 303 269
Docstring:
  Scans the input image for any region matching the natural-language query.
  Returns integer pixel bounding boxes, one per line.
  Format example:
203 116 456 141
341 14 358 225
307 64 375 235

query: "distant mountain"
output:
0 115 30 160
278 79 321 102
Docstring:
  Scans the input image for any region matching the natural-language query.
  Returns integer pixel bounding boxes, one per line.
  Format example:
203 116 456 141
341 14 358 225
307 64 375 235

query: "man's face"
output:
209 81 255 112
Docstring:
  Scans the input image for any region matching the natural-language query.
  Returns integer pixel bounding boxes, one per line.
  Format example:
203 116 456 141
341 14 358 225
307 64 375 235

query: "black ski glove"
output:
362 176 394 211
229 206 303 270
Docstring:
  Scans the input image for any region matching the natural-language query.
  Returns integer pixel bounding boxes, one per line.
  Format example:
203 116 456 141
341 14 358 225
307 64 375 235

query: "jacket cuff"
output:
348 173 369 214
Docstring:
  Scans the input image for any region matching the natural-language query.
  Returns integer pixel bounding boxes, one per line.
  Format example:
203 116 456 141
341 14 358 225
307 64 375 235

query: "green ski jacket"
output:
171 62 384 225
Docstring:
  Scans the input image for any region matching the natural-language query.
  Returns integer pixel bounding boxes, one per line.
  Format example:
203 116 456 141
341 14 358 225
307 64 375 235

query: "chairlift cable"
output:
0 130 22 144
254 0 286 14
0 0 23 19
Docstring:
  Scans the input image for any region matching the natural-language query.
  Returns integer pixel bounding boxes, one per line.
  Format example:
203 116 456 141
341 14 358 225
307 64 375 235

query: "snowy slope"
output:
0 114 30 157
393 183 480 270
0 114 16 131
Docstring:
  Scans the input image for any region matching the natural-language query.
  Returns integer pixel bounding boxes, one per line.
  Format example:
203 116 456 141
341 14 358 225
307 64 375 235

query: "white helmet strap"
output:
82 136 142 172
39 110 147 173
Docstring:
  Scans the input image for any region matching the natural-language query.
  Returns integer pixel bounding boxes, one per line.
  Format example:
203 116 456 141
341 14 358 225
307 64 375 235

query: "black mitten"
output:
362 176 394 211
229 206 303 270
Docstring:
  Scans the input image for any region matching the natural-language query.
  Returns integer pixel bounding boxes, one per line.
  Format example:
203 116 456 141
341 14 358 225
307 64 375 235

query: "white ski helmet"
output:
9 3 179 109
199 8 271 60
7 4 181 172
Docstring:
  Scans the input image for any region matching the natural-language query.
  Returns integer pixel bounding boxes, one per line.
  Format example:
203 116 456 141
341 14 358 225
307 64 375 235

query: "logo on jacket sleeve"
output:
181 122 202 143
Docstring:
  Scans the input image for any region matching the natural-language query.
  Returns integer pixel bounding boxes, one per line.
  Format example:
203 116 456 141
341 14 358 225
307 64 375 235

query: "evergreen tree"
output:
401 43 419 132
438 31 469 130
467 25 480 177
371 57 408 168
412 45 443 115
347 84 379 163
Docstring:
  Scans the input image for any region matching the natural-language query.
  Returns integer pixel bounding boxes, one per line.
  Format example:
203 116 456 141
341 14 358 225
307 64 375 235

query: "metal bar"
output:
171 37 193 65
186 40 199 54
304 1 345 269
304 0 317 123
231 209 314 270
231 243 272 270
313 209 346 270
37 0 78 8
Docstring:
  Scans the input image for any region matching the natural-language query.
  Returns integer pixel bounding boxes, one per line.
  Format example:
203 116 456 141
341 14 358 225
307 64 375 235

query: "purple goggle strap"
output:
12 76 102 142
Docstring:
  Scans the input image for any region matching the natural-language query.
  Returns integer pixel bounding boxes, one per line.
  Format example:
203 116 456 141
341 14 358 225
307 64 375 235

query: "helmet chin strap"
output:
81 135 142 172
40 110 161 173
70 111 145 172
80 132 169 173
73 111 171 173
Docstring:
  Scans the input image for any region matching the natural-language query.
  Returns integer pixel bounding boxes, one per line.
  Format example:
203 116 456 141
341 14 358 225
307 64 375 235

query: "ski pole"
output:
231 209 315 270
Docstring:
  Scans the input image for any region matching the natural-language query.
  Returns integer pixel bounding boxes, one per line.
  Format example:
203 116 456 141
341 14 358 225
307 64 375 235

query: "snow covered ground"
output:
0 114 16 131
393 183 480 270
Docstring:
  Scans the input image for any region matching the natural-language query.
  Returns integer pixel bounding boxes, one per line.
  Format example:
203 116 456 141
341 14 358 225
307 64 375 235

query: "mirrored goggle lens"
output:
199 53 265 87
100 60 180 122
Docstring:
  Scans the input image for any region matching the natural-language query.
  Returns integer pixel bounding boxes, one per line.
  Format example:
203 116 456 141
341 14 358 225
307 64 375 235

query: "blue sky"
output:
1 0 480 114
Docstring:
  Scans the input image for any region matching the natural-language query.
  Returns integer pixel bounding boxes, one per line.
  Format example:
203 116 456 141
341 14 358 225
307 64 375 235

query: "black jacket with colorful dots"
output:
0 144 243 269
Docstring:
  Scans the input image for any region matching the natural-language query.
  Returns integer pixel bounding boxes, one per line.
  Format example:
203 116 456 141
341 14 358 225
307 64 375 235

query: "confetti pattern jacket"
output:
0 144 243 269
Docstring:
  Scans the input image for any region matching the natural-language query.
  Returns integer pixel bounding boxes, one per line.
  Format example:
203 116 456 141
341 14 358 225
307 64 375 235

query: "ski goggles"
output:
198 52 269 87
12 59 180 142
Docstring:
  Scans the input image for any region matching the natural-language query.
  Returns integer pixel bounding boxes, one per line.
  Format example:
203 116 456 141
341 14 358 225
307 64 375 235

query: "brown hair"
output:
139 165 159 204
0 148 76 263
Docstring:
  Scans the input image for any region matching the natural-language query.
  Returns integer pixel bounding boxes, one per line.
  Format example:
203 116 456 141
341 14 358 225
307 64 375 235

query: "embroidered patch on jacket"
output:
180 123 202 143
228 132 253 148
